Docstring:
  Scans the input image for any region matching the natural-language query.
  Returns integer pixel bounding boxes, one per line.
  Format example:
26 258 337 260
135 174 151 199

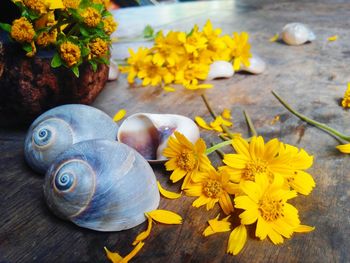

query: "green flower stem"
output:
243 110 258 136
201 94 236 139
112 59 127 66
272 90 350 142
206 140 233 155
112 36 154 43
219 134 231 141
210 142 225 159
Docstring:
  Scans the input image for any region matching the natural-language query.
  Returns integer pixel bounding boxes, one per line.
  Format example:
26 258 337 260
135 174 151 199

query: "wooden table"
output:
1 1 350 262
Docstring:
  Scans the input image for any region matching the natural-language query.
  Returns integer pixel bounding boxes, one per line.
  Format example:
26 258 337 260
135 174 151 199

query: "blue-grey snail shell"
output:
24 104 119 174
43 139 160 232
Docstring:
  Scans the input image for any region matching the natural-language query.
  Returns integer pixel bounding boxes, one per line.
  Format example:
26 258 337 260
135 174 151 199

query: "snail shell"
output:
24 104 118 174
281 23 315 46
117 113 200 162
240 54 266 74
108 60 119 81
207 61 234 80
43 139 160 232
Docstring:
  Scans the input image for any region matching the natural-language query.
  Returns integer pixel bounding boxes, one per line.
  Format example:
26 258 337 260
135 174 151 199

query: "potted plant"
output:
0 0 117 125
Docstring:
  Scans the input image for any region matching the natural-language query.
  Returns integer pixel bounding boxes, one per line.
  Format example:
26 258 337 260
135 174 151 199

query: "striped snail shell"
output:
24 104 118 174
43 139 160 232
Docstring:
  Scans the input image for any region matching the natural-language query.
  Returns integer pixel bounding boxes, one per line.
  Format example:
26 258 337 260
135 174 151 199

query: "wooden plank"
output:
1 1 350 262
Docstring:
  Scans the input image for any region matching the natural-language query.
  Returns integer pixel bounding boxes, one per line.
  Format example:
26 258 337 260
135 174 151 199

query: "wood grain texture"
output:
1 1 350 262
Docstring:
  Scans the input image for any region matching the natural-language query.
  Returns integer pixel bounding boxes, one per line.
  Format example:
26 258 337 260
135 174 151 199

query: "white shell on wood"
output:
117 113 200 162
43 139 160 232
108 60 119 81
24 104 118 174
281 23 315 46
207 61 234 80
240 54 266 74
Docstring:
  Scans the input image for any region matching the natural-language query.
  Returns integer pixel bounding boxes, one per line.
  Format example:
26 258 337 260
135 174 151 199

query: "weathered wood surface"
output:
1 1 350 262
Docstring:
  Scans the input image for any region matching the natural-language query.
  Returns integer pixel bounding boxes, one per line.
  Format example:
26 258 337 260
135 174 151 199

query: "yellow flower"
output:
341 83 350 108
178 25 207 57
36 30 57 47
153 31 185 66
62 0 80 8
59 41 81 67
235 173 304 245
163 131 212 189
222 108 232 120
23 0 48 14
103 16 118 35
203 214 231 236
137 57 165 87
89 38 109 58
175 62 212 90
185 168 238 214
336 143 350 153
227 32 252 70
222 136 315 195
11 17 35 43
119 47 151 84
81 7 101 28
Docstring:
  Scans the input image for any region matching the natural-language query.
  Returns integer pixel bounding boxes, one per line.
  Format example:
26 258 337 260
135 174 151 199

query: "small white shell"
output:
207 61 234 80
117 113 200 162
281 23 315 46
240 54 266 74
108 60 119 81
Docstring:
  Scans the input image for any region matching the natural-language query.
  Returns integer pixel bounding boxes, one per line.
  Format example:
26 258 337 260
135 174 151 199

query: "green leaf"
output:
22 43 32 53
143 25 154 39
102 10 112 17
89 60 97 72
0 22 11 33
80 26 90 37
187 28 194 37
51 52 63 68
72 66 80 78
81 46 90 57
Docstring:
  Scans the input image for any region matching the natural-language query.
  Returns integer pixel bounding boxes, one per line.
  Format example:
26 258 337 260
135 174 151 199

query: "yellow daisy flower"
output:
23 0 48 14
59 41 81 67
137 57 165 87
103 16 118 35
227 32 252 70
185 168 238 214
119 47 151 84
81 7 101 28
178 25 207 57
235 173 303 245
341 83 350 108
222 136 315 195
88 38 109 58
175 62 211 90
163 131 212 189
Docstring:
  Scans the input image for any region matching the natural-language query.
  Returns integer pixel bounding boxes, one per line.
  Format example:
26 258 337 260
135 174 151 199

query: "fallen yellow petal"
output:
157 181 182 199
336 144 350 154
269 33 279 42
48 0 64 9
104 242 145 263
227 224 247 255
294 224 315 233
203 214 231 237
113 109 127 122
164 86 176 92
132 216 153 246
104 247 123 263
222 109 232 120
327 35 338 41
195 116 213 130
146 209 182 224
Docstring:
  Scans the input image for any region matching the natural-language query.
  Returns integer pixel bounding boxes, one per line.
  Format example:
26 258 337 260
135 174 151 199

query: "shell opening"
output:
55 172 75 191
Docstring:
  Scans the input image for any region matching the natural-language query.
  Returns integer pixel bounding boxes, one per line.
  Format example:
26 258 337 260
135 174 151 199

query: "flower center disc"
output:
259 196 284 221
243 159 268 180
203 179 222 198
177 150 196 171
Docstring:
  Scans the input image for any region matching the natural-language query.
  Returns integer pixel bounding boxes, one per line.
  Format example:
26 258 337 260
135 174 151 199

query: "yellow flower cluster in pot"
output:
120 20 252 90
161 131 315 255
1 0 118 77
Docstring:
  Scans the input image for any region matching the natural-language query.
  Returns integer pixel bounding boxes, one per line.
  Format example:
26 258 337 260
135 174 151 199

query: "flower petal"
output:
239 209 259 225
195 116 213 130
157 181 182 199
113 109 127 122
227 224 247 255
219 192 234 215
132 216 153 245
104 242 145 263
294 224 315 233
170 169 187 183
336 144 350 153
256 217 269 240
146 210 182 224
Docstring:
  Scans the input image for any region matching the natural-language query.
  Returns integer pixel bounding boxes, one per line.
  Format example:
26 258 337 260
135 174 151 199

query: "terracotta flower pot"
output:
0 32 109 126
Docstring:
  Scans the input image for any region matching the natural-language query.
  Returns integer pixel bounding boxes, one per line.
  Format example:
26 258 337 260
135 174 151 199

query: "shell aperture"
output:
44 139 160 232
117 113 200 162
24 104 119 174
